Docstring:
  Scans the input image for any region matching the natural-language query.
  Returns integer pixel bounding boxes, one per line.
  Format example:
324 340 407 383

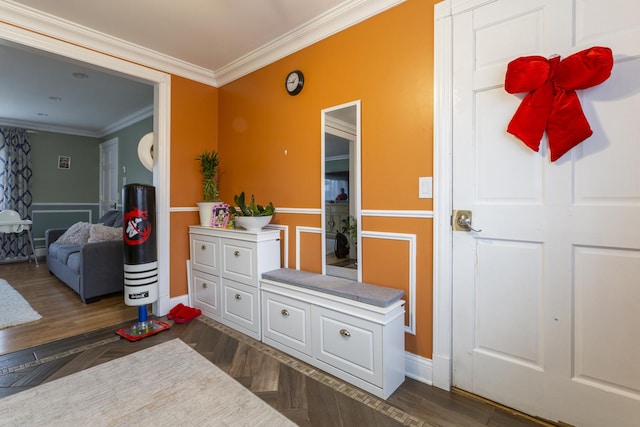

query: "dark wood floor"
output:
0 261 554 426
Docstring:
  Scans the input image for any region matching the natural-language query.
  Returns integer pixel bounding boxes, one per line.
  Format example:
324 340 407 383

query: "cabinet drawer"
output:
191 235 219 275
223 279 259 335
192 271 220 317
313 306 383 387
222 239 256 286
262 291 312 356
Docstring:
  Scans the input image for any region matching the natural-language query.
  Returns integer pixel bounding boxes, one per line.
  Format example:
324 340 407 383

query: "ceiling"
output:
0 0 402 137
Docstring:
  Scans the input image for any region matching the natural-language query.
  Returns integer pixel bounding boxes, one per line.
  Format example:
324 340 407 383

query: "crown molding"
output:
0 0 406 88
214 0 406 86
0 0 216 86
98 105 153 138
0 104 154 138
0 117 99 137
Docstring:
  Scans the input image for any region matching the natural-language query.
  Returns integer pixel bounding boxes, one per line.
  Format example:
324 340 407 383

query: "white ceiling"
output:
0 0 402 137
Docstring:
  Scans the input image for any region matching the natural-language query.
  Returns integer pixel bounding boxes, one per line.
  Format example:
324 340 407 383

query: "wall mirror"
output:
321 100 361 281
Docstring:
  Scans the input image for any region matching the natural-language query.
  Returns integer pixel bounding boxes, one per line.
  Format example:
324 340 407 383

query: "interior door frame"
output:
99 137 119 216
0 16 173 315
431 0 495 391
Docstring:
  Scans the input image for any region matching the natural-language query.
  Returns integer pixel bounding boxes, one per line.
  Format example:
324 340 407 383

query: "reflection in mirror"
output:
321 101 361 281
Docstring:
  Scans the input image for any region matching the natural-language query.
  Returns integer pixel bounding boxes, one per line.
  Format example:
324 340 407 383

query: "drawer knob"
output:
233 250 240 256
339 329 351 337
201 244 206 250
202 282 208 289
235 293 242 300
281 309 289 317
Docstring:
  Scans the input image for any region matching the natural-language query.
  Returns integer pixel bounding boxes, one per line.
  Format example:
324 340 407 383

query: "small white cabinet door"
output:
192 271 220 317
312 306 383 387
191 235 220 276
262 291 312 356
222 279 260 339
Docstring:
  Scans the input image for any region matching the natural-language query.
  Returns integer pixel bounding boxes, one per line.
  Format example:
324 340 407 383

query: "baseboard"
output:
404 351 433 385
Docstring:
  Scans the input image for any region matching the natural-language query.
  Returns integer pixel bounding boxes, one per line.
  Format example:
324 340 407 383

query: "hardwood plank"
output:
0 261 553 426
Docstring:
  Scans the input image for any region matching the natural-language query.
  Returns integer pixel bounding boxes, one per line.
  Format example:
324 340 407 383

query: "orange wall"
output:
169 76 218 296
216 0 437 358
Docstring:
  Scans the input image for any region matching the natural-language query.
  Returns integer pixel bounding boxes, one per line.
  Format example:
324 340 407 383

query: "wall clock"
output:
285 70 304 96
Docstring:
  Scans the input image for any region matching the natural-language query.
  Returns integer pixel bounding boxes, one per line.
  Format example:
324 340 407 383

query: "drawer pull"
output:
339 328 351 337
235 293 242 300
202 282 208 289
281 309 289 317
201 244 206 250
234 250 240 256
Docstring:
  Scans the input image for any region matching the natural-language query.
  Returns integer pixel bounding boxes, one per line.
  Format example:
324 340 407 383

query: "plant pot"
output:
234 215 272 232
197 201 223 227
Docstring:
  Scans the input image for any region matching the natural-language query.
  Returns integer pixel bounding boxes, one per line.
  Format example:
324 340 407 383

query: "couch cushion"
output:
49 243 82 264
98 210 123 227
66 252 81 274
56 222 91 245
88 224 123 243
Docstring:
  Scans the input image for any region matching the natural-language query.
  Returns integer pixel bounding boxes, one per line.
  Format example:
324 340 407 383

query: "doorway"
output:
0 19 172 315
435 0 640 425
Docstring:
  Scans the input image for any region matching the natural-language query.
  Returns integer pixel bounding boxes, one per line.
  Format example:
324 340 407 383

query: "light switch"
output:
419 177 432 199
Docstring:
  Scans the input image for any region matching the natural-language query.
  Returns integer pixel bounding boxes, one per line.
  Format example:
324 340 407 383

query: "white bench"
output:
261 268 406 399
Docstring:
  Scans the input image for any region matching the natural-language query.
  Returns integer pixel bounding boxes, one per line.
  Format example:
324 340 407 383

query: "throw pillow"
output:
88 224 123 243
56 222 92 245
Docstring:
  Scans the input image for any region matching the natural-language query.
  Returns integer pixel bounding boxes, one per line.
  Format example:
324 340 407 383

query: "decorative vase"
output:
234 215 273 232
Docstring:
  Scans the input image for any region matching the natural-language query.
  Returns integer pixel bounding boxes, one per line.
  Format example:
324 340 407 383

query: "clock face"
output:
285 70 304 95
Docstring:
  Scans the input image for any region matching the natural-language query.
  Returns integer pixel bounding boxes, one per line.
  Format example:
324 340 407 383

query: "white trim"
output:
433 0 454 391
98 105 153 138
264 224 289 269
0 0 215 86
32 202 99 206
214 0 407 86
275 207 322 215
169 206 199 213
0 104 153 138
451 0 496 15
153 72 172 317
296 226 321 270
405 352 433 385
361 230 417 335
0 117 101 138
362 209 433 219
32 209 92 223
0 0 406 88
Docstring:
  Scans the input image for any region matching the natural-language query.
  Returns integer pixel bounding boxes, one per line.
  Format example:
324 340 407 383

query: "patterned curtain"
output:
0 128 33 261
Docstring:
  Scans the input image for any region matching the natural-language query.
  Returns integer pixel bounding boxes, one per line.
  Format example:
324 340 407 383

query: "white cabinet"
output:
189 226 280 340
261 279 405 399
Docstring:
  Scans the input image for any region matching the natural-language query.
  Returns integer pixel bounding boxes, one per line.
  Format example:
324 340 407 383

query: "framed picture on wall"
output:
58 155 71 170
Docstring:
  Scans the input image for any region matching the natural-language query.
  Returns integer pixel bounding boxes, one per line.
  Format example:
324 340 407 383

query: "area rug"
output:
0 339 296 426
0 278 41 330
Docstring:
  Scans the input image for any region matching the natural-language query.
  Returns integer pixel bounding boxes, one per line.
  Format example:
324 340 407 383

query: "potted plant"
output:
195 149 220 226
229 192 275 232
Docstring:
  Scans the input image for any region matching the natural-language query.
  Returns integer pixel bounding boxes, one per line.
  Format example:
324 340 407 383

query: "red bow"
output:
505 46 613 161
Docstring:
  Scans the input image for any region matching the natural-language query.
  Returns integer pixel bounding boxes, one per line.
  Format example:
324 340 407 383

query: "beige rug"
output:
0 339 296 426
0 278 41 329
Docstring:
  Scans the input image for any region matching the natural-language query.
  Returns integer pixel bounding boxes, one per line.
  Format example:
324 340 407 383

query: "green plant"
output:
341 215 357 243
195 149 219 201
229 192 275 217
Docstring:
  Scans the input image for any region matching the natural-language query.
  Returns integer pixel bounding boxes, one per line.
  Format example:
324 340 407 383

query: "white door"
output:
99 137 119 217
451 1 640 425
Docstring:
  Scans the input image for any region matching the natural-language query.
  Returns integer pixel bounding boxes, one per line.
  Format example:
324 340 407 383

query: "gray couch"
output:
45 210 124 303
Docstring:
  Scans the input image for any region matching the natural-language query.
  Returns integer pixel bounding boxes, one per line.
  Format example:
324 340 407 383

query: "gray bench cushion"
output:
262 268 404 308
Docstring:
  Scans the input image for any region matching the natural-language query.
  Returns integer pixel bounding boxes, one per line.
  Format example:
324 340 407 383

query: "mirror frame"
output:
321 100 362 281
